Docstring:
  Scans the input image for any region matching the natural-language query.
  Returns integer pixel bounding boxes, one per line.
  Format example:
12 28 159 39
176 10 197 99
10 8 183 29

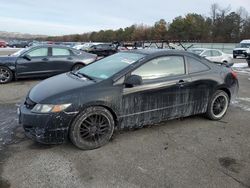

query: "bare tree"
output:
210 3 219 23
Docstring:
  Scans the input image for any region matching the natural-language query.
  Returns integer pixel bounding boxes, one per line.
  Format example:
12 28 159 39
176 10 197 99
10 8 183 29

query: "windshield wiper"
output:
72 71 96 82
70 71 83 78
78 72 96 82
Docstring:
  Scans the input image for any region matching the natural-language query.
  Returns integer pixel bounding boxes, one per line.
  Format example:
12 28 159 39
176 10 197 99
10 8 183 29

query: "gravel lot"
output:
0 54 250 188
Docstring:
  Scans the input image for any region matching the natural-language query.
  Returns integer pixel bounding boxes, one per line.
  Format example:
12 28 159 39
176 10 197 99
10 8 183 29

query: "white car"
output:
190 48 233 64
233 39 250 58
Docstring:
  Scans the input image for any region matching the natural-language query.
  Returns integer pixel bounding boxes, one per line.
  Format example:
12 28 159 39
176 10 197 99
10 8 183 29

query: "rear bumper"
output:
229 79 239 102
19 105 76 144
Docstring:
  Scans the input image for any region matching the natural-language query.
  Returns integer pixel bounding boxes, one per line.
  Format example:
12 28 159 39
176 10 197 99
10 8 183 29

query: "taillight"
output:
231 69 237 79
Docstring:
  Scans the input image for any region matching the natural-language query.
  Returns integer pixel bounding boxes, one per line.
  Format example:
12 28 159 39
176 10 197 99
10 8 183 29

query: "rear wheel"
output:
0 66 13 84
206 90 229 120
70 106 115 150
72 63 85 71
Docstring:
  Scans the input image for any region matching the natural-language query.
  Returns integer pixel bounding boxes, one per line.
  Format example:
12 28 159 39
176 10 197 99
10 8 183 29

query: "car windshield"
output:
10 47 31 56
236 43 250 48
77 52 145 80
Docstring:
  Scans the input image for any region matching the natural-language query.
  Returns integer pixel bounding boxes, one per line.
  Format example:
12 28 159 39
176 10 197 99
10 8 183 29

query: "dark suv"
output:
85 43 117 57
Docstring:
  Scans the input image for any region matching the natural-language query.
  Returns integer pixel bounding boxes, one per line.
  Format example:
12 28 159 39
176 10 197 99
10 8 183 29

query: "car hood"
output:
233 48 248 51
29 73 94 103
0 56 17 64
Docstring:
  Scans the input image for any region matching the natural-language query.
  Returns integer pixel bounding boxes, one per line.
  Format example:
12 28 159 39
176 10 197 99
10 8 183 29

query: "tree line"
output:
47 4 250 43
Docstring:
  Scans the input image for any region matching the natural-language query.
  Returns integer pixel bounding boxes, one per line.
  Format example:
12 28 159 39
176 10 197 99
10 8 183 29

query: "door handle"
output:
42 58 49 61
176 80 188 87
67 57 73 60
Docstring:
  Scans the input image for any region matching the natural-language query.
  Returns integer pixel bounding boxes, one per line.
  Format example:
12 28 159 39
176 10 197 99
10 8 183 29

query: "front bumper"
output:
233 50 247 56
19 105 76 144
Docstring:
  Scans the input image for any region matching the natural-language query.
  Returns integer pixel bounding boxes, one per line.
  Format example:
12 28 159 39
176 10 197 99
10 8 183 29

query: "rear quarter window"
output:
187 56 210 74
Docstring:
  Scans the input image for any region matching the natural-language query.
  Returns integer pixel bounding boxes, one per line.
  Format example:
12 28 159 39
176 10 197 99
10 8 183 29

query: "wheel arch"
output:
71 102 119 127
217 87 231 101
71 62 86 70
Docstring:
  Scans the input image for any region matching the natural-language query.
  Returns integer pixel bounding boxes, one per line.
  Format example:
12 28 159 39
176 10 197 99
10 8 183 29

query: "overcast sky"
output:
0 0 249 36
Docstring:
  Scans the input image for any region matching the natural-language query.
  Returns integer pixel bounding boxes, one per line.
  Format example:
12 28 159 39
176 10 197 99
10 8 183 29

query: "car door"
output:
93 44 104 56
49 47 74 73
16 47 50 77
211 50 223 62
185 56 213 115
120 55 192 129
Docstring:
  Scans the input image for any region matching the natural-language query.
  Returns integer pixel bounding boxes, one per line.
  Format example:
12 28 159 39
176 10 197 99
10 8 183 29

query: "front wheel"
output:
0 66 13 84
70 106 115 150
205 90 229 120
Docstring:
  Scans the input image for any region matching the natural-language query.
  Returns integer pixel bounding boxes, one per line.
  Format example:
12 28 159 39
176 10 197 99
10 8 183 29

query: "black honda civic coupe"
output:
19 50 239 150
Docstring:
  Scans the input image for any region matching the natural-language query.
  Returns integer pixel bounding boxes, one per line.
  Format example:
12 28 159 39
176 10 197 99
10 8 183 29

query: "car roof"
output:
190 48 208 51
127 49 202 57
240 39 250 43
32 44 73 49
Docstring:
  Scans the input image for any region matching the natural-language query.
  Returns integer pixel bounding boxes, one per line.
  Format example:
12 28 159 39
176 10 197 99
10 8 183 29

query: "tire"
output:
72 63 85 71
0 66 13 84
205 90 229 120
70 106 115 150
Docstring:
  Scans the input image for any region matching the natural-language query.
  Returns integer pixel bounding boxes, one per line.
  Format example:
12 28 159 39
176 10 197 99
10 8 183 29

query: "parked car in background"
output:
246 48 250 67
73 42 102 51
8 40 30 48
0 45 97 83
190 48 233 64
233 40 250 58
84 43 118 57
0 40 7 48
19 50 238 150
73 44 86 50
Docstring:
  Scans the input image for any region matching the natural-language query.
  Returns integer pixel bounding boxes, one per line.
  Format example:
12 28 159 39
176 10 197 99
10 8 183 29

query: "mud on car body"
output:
19 50 239 150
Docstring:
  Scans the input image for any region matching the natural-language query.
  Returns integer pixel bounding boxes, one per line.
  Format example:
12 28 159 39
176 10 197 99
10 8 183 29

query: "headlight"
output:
31 104 71 113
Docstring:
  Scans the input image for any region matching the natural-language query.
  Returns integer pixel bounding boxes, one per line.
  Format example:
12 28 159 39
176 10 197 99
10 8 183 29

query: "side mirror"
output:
23 54 31 61
124 75 142 88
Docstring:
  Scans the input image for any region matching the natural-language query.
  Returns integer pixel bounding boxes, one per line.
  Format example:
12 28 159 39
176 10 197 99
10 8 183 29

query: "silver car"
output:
190 48 233 64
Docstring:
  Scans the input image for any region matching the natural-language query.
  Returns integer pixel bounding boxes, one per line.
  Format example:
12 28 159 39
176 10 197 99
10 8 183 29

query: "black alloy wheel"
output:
70 106 115 150
206 90 229 120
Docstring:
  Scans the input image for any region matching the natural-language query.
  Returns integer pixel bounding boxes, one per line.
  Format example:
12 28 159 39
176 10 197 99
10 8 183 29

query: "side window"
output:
27 48 48 57
132 56 185 80
202 50 212 57
96 45 103 49
52 48 70 56
212 50 222 56
187 57 209 74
